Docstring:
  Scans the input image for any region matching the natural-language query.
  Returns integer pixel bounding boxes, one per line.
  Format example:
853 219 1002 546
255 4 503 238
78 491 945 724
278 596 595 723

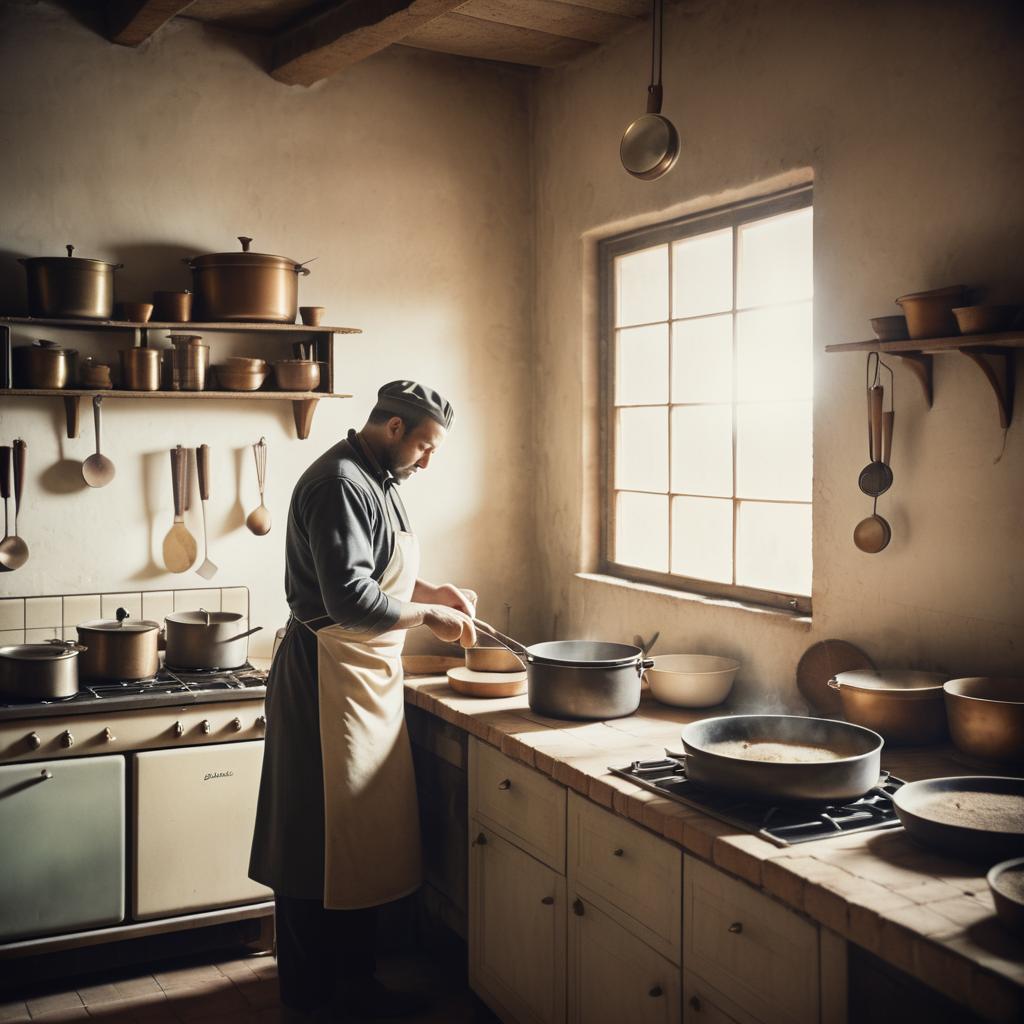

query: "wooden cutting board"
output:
447 666 527 698
795 640 876 714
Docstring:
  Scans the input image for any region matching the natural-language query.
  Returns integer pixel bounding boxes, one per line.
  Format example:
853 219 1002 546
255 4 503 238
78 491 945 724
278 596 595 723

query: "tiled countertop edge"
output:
404 676 1024 1024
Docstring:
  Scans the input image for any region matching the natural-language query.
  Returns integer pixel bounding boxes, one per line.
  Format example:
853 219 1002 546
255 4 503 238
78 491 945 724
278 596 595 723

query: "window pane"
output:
736 501 811 596
671 405 733 497
615 245 669 327
671 496 732 583
671 314 732 404
616 325 668 405
616 407 668 492
616 492 668 571
736 401 812 501
672 228 732 317
737 206 812 308
736 303 812 402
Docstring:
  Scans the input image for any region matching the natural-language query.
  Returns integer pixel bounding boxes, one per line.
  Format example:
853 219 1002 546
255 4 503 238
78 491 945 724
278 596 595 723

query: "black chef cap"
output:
375 380 454 430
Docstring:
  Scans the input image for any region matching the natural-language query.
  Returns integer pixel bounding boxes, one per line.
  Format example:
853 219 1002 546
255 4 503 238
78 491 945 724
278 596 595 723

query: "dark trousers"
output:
275 893 377 1011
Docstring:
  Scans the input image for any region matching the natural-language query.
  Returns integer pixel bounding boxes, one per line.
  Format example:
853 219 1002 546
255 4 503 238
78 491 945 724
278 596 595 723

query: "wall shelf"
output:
0 316 362 438
825 331 1022 428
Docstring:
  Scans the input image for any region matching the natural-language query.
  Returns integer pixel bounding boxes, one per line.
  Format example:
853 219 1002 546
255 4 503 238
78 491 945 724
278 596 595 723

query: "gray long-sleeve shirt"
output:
284 429 411 635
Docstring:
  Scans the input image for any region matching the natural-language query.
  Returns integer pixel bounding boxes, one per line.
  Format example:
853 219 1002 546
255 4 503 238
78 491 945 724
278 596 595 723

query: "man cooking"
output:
249 380 477 1022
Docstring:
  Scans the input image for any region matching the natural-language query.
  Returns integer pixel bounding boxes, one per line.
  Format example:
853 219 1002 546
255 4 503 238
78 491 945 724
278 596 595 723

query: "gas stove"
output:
0 663 267 721
610 756 904 847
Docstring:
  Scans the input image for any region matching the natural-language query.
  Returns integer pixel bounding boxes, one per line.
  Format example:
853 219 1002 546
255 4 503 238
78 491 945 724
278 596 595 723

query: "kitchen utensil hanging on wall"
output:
858 355 894 497
620 0 680 181
163 445 197 573
245 437 272 536
81 396 115 488
195 444 218 580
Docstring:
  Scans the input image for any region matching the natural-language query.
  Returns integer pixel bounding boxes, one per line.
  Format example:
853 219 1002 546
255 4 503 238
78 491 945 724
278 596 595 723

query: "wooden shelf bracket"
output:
960 347 1014 428
292 398 319 440
892 352 933 408
63 396 81 439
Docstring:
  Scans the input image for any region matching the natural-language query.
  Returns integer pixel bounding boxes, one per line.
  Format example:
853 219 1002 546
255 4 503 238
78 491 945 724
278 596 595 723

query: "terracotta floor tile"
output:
110 979 163 1001
25 992 85 1017
231 978 279 1010
152 966 224 993
28 1008 90 1022
74 984 123 1008
162 985 249 1022
0 1001 29 1023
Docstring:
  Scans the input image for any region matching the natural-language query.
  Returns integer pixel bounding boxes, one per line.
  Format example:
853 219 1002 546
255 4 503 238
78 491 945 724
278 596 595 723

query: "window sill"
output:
575 573 813 628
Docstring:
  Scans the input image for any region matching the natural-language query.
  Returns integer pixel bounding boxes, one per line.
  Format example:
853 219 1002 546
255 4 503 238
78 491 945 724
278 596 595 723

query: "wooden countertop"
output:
403 675 1024 1023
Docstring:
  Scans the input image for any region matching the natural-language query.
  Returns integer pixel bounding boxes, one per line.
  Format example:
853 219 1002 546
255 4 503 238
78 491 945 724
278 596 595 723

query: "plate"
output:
796 639 875 714
447 666 527 699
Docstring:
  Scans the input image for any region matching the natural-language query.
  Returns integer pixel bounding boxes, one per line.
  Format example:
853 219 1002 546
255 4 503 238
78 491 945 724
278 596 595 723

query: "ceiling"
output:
102 0 649 86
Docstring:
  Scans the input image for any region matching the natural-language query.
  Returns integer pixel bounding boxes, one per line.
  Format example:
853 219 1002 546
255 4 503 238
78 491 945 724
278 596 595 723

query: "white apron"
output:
300 526 422 910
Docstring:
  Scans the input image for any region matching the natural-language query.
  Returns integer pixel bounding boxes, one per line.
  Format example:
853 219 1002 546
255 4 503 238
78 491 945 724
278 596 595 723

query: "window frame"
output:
597 186 814 614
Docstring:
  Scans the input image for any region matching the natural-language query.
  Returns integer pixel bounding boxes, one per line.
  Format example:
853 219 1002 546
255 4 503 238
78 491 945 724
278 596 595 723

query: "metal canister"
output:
153 290 192 323
166 334 209 391
12 340 76 388
119 347 161 391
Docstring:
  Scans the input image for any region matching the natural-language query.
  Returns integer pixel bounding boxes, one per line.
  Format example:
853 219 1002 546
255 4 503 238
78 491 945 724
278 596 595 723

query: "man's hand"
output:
422 606 477 647
413 580 477 617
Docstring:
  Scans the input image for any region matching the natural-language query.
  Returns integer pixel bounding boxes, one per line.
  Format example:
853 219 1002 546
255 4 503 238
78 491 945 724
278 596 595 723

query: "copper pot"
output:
19 244 123 319
944 677 1024 764
828 669 950 745
185 237 311 323
13 340 76 388
76 609 160 682
119 347 161 391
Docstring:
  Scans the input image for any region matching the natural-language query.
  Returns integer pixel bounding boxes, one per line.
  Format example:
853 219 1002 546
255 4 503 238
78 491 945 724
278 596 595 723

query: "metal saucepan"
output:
828 669 949 745
164 609 262 670
184 236 312 323
944 677 1024 764
0 641 87 701
677 714 884 802
473 620 652 720
76 607 160 682
19 244 123 319
893 776 1024 862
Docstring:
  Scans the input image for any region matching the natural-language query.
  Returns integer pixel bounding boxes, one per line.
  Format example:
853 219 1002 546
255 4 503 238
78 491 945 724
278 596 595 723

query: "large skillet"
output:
678 715 884 802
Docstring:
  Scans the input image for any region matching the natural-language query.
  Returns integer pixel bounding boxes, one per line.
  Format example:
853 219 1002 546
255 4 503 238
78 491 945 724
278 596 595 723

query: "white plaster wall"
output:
0 3 536 656
530 0 1024 700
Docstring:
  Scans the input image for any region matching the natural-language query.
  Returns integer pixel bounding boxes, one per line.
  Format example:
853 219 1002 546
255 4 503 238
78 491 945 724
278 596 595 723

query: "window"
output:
599 189 813 612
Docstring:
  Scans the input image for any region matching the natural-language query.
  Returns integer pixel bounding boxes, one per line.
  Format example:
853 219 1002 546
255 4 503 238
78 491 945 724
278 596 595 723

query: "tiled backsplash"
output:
0 587 249 646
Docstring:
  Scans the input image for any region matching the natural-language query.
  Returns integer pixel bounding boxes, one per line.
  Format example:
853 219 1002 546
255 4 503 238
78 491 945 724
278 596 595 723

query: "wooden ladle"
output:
245 437 271 536
82 396 116 488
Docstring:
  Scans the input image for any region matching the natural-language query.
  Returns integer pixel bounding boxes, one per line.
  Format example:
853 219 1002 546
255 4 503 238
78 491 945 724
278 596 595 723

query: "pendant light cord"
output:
648 0 665 111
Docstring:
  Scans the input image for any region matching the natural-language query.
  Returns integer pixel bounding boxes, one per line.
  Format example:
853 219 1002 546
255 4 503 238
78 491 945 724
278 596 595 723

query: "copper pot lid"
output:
187 236 311 273
77 618 160 634
832 669 950 693
20 244 122 271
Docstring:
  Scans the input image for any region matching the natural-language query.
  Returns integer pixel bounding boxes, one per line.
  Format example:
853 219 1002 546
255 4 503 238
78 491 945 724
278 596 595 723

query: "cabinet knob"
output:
173 720 184 737
231 717 243 732
572 898 585 917
40 768 53 781
102 727 116 743
497 778 511 790
256 715 266 729
613 848 624 857
27 732 41 750
472 832 488 847
689 995 702 1011
541 896 554 905
648 986 663 998
728 921 743 934
60 730 74 748
201 719 212 735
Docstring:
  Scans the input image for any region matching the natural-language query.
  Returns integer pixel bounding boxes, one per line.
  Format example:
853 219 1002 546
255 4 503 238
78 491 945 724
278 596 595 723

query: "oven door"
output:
132 741 272 920
0 755 125 942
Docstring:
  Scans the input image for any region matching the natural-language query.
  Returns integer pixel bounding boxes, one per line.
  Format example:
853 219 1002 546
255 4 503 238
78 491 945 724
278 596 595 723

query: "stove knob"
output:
231 717 242 732
60 730 74 748
201 719 212 735
256 715 266 730
102 728 116 743
27 732 41 750
173 720 184 737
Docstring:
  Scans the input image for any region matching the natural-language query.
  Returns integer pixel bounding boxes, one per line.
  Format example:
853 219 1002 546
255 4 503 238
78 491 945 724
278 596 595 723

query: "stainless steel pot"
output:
0 641 86 701
19 244 123 319
828 669 949 745
12 340 77 388
76 608 160 682
473 622 651 720
185 236 311 323
678 715 884 802
165 610 262 670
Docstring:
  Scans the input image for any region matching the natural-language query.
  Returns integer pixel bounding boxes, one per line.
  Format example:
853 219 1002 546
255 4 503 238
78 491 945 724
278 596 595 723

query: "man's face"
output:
382 416 447 481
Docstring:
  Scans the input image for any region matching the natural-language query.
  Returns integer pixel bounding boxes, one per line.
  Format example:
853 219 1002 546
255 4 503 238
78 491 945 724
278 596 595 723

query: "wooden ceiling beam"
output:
106 0 195 46
271 0 468 87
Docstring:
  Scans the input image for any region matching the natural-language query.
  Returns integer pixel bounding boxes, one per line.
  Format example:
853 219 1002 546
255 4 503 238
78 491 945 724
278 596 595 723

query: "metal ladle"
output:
620 0 680 181
82 396 115 488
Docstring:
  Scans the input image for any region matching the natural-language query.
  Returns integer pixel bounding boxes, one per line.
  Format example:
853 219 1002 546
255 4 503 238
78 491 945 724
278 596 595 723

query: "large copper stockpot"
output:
19 244 123 319
184 236 311 323
944 677 1024 764
828 669 950 745
76 609 160 682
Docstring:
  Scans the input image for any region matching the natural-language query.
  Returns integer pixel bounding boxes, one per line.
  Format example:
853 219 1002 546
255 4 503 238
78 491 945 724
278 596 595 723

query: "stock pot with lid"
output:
19 244 123 319
0 641 86 701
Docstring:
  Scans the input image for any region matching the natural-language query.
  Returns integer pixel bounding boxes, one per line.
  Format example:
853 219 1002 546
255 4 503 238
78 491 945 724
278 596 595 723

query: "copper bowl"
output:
944 677 1024 764
952 306 1020 335
273 359 320 391
116 302 153 323
214 364 268 391
870 315 909 342
828 669 950 745
895 286 969 339
226 356 268 371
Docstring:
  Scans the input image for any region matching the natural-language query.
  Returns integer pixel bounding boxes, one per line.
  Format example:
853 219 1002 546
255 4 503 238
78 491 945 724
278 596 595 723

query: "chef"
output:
250 380 477 1021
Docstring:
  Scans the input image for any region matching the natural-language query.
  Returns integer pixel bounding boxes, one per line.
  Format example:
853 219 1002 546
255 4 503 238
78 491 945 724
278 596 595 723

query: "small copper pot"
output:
944 677 1024 764
120 347 161 391
828 669 949 745
77 609 160 682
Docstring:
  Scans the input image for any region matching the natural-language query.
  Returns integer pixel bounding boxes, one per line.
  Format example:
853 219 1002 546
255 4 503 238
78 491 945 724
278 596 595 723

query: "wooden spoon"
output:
162 445 197 573
245 437 272 536
82 396 116 488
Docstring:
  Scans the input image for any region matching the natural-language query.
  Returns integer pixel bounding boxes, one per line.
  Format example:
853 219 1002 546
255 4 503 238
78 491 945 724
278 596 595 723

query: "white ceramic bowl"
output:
645 654 740 708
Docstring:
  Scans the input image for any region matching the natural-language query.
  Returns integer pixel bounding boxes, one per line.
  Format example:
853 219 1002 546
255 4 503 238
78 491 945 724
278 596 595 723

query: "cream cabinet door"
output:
568 892 680 1024
470 821 566 1024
